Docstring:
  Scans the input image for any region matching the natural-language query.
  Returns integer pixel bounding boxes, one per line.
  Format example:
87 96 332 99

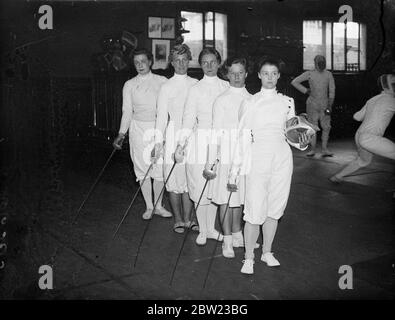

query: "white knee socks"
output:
196 205 208 234
153 179 165 208
206 203 218 233
244 222 259 260
140 179 153 210
262 218 278 254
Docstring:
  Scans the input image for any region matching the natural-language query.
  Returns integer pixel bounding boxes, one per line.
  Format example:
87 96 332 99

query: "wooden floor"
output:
6 138 395 299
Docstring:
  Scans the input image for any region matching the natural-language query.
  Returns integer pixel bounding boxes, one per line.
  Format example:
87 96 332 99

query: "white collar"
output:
229 86 246 93
260 87 277 96
173 73 188 80
138 71 153 81
202 75 219 83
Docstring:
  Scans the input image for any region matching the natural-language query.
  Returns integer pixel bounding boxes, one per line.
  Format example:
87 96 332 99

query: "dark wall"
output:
1 0 394 138
3 1 393 77
1 1 180 77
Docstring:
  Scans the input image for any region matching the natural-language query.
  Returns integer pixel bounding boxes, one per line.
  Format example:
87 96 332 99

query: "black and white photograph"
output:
0 0 394 309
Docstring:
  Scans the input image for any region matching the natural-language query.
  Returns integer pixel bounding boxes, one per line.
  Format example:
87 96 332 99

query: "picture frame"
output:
152 39 170 70
148 16 162 38
161 17 175 39
148 16 175 39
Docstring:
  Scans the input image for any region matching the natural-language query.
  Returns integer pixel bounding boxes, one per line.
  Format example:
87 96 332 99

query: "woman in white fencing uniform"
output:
229 57 310 274
175 48 229 246
113 48 172 220
207 57 251 258
330 74 395 183
154 44 198 233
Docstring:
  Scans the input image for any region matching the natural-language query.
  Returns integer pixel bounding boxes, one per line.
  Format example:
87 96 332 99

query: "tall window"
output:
303 20 366 72
181 11 228 67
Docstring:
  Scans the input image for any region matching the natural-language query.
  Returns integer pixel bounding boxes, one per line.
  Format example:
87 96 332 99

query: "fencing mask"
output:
285 113 320 149
379 74 395 96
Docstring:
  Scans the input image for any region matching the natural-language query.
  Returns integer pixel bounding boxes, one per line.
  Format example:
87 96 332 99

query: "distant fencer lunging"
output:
330 74 395 183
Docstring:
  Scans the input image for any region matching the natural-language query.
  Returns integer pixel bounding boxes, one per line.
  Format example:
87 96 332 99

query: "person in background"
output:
330 74 395 183
291 55 335 157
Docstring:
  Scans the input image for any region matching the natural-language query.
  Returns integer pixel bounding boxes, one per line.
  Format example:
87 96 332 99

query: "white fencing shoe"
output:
207 230 223 241
232 232 244 247
154 207 172 218
232 237 260 249
261 252 280 267
142 209 153 220
240 259 254 274
222 236 235 258
195 232 207 246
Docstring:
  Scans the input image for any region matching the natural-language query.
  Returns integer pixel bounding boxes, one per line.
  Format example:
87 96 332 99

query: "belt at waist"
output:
132 115 156 122
251 131 286 143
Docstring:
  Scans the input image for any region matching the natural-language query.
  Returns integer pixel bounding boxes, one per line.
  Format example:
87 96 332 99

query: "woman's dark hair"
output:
257 56 283 73
219 56 248 79
132 48 153 62
224 57 248 71
198 47 222 65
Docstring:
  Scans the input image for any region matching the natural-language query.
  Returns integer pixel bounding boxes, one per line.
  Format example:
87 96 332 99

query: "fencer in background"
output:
291 55 335 157
330 74 395 183
174 48 229 246
113 48 172 220
154 44 198 234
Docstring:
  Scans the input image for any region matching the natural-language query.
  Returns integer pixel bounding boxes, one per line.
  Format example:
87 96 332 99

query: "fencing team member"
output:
291 55 335 157
206 57 251 258
174 48 229 246
154 44 198 233
229 57 310 274
330 74 395 183
113 48 172 220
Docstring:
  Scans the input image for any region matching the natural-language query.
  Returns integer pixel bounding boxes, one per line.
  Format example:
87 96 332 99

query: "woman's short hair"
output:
132 48 153 62
257 56 282 73
314 55 326 64
224 57 248 72
169 44 192 62
198 47 222 65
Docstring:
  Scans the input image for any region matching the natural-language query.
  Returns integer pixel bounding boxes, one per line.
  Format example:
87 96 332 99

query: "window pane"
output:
360 23 367 70
181 11 203 68
214 13 227 63
303 21 325 70
204 12 214 47
333 22 345 70
325 22 332 70
346 22 359 72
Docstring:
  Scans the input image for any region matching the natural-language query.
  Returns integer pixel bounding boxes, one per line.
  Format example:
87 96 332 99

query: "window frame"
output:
180 10 228 68
303 19 366 74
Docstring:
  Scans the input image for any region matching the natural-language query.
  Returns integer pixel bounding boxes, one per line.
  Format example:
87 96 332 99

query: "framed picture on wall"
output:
148 16 162 38
148 16 175 39
161 17 175 39
152 39 170 69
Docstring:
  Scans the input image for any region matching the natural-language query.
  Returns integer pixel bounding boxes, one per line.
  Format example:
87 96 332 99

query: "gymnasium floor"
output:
6 138 394 300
